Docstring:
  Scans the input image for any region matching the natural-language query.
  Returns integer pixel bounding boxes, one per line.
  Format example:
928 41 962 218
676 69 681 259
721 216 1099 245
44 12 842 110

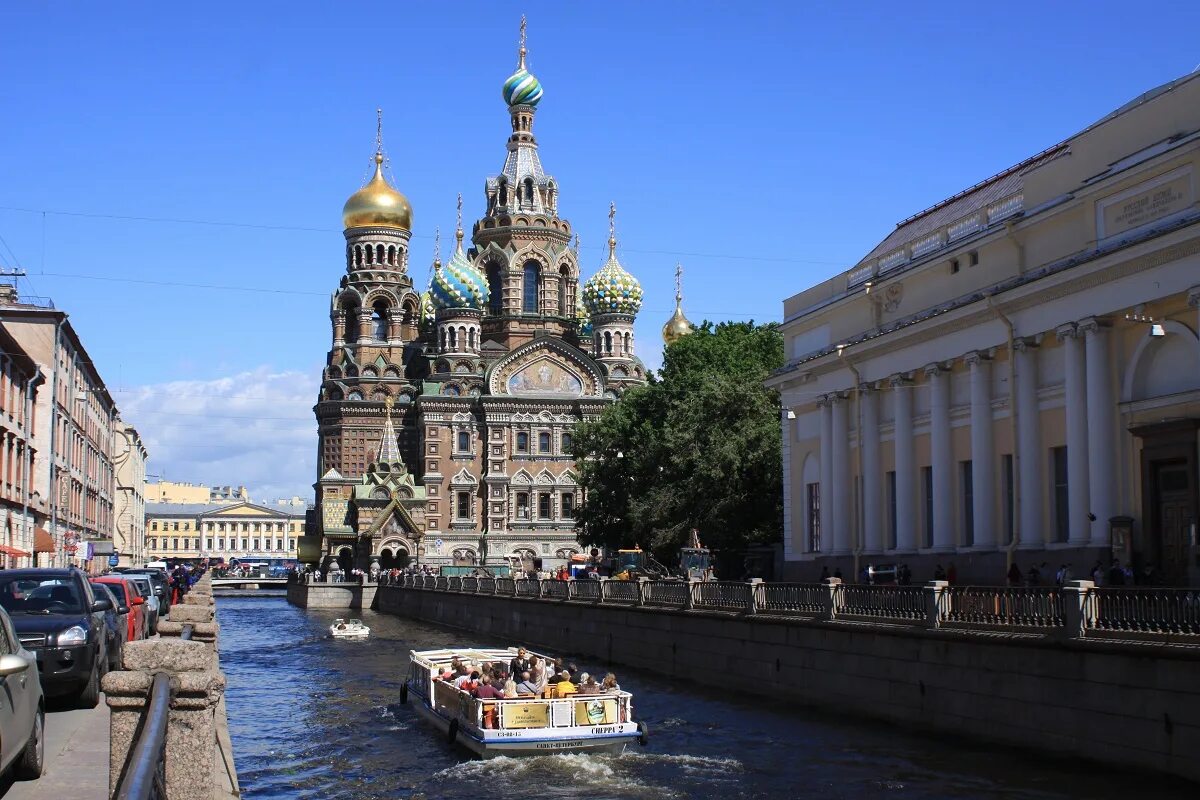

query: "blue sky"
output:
1 1 1197 500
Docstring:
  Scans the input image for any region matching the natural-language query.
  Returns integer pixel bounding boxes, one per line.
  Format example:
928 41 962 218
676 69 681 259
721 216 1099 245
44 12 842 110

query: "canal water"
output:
217 596 1189 800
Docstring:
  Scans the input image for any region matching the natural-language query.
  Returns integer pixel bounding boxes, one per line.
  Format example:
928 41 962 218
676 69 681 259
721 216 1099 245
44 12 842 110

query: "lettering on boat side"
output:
590 726 617 735
535 740 585 750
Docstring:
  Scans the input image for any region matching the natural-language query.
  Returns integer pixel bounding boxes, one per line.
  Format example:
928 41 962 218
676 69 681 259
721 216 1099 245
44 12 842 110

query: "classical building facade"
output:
146 500 305 563
308 24 649 573
0 324 44 568
145 481 248 504
769 72 1200 586
113 421 148 566
1 291 119 569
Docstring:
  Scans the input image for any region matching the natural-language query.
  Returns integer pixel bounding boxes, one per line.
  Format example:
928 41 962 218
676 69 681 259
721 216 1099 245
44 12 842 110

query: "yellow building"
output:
768 71 1200 586
145 501 306 563
146 481 248 505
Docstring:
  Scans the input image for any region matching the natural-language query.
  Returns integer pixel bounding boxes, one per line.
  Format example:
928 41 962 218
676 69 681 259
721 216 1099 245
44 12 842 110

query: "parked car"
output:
89 583 128 672
115 567 170 617
94 575 145 643
122 574 159 635
0 604 43 781
0 568 110 708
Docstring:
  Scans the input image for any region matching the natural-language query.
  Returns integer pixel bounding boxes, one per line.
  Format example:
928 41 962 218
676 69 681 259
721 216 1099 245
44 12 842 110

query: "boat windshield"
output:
349 619 362 626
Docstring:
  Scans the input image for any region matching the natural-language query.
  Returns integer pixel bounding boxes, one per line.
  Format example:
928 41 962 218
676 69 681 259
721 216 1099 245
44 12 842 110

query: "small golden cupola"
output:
342 110 413 231
662 263 695 345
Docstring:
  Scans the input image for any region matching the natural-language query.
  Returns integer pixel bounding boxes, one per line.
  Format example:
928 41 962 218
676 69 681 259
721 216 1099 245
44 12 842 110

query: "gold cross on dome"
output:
518 16 528 69
375 108 383 156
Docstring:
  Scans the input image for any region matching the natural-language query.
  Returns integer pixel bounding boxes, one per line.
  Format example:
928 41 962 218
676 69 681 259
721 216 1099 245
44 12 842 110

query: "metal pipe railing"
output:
114 672 172 800
180 623 194 641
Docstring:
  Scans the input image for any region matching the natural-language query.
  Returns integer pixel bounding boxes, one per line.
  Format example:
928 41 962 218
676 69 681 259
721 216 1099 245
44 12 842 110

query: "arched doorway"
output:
336 547 354 575
378 545 411 570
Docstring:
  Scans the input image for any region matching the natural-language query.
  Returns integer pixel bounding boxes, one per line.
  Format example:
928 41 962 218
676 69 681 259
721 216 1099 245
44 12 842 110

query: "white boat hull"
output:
411 692 640 758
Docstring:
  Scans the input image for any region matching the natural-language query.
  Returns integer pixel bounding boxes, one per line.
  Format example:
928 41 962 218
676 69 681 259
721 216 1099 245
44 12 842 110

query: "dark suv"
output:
115 568 170 617
0 568 111 707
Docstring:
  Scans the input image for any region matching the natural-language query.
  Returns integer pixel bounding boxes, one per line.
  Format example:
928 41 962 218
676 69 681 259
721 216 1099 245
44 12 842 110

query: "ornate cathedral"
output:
306 22 694 574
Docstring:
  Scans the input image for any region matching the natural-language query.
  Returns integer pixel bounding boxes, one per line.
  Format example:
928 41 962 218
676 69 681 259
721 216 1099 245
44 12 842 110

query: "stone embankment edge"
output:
374 585 1200 786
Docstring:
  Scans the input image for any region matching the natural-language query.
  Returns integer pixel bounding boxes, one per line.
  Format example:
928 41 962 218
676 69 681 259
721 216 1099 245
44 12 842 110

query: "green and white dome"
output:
583 245 642 316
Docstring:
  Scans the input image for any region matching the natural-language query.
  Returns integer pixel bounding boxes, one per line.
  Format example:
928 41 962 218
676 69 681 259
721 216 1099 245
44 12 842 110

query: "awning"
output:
33 528 55 553
0 544 30 557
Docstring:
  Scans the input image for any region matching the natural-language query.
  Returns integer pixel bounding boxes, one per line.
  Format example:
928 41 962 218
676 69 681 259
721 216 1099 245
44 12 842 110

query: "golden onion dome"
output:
662 303 695 345
342 153 412 231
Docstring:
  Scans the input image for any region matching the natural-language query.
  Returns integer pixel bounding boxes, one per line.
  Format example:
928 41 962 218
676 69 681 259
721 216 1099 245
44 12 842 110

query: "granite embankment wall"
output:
286 580 377 609
375 584 1200 784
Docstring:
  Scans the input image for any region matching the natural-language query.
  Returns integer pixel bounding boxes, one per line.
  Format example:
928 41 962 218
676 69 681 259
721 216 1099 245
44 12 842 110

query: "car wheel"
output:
79 659 100 709
13 706 44 780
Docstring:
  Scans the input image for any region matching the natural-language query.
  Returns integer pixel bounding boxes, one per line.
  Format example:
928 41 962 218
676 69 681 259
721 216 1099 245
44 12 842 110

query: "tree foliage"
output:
572 321 784 562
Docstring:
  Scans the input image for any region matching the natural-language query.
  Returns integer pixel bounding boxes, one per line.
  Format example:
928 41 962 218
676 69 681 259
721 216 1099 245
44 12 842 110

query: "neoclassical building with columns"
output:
768 70 1200 586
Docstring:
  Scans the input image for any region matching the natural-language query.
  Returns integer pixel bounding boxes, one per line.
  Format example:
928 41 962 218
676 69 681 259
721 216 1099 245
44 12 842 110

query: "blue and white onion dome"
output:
502 67 543 107
431 242 490 310
419 289 436 325
583 245 643 316
576 295 593 337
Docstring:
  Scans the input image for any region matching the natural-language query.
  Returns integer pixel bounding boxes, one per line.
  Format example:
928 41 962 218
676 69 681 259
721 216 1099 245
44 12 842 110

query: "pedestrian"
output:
819 566 831 583
1007 562 1022 587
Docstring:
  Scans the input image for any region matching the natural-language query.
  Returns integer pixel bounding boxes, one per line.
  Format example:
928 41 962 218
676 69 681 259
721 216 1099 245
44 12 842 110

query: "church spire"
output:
377 397 401 463
662 262 696 345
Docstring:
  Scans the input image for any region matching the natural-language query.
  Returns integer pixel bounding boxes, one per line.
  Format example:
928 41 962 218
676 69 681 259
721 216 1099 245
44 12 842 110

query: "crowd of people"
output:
432 647 621 727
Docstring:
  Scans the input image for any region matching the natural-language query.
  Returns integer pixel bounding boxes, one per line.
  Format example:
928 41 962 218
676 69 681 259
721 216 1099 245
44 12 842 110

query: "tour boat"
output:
329 618 370 639
403 646 647 758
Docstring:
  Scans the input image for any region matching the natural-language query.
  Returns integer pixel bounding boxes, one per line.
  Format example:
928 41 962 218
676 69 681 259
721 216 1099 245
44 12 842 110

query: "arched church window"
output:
468 328 476 350
487 263 504 314
371 301 388 340
388 245 396 265
522 261 539 313
523 178 535 205
365 245 374 265
538 432 551 453
623 332 631 355
498 179 508 207
354 246 363 266
344 304 360 344
457 430 470 452
604 331 612 354
448 327 458 350
558 266 570 314
376 244 385 265
516 432 529 453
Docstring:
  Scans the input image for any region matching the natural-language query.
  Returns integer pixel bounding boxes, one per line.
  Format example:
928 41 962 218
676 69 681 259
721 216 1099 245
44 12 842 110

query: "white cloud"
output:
116 367 319 505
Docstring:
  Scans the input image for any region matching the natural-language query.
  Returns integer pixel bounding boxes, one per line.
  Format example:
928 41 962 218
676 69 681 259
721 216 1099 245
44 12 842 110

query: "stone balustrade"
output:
103 572 239 799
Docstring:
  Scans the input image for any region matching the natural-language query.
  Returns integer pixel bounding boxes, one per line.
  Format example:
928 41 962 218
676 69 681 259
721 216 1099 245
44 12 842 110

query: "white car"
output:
0 604 43 780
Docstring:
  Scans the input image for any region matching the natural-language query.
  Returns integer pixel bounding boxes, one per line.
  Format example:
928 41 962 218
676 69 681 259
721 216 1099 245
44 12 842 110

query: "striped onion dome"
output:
583 243 643 316
502 68 543 107
431 243 490 311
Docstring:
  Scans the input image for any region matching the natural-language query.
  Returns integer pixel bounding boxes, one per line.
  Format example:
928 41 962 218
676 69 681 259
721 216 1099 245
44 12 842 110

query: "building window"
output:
150 521 158 531
172 538 179 551
288 539 295 550
805 482 821 552
886 471 897 550
538 432 551 453
217 538 224 550
194 538 200 550
172 522 179 531
486 263 503 314
949 258 960 274
969 250 979 266
264 539 272 550
561 493 575 518
516 492 530 519
456 492 471 520
922 466 934 549
148 538 157 550
206 538 213 551
457 430 470 452
538 492 552 520
1003 454 1014 545
1052 446 1069 543
561 432 573 453
961 460 974 547
241 538 248 550
516 432 529 453
522 262 539 313
275 539 282 550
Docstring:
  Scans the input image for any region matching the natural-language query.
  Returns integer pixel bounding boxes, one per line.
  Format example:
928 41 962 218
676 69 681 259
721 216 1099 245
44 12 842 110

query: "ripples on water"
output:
217 596 1190 800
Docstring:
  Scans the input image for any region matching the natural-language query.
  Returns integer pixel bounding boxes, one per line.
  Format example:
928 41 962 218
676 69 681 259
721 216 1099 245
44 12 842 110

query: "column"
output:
1081 318 1117 545
892 375 917 552
818 396 833 554
1057 323 1091 545
926 363 954 552
1190 288 1200 371
861 386 882 553
1013 338 1043 547
831 393 851 555
780 405 793 560
966 351 996 549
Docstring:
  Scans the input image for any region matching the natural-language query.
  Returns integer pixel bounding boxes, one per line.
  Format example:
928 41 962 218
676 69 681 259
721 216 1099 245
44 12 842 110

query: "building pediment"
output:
202 502 277 518
486 339 605 398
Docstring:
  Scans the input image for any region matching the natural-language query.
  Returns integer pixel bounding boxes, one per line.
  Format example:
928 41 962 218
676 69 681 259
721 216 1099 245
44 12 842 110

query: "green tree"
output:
573 321 784 564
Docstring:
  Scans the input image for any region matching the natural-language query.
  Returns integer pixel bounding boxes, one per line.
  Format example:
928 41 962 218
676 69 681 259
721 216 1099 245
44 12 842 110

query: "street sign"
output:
108 554 120 567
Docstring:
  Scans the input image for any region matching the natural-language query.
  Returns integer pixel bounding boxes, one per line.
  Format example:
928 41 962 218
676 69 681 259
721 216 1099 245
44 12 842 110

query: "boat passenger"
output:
453 668 474 690
515 671 539 697
473 674 505 700
554 672 577 698
601 673 620 693
579 674 600 695
503 673 518 698
510 647 531 677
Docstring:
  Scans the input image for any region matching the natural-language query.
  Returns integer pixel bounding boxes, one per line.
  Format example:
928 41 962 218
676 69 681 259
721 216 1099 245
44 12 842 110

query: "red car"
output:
94 576 146 642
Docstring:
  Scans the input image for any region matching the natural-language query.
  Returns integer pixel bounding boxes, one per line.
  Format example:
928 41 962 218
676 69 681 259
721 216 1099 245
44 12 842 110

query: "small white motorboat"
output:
330 618 370 639
404 646 646 758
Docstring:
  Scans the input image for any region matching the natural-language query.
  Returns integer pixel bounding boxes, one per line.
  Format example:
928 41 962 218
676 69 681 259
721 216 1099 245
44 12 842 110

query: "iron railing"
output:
644 580 690 608
942 586 1065 628
113 672 171 800
603 580 642 604
758 582 826 615
1089 588 1200 636
692 581 751 611
837 584 926 621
